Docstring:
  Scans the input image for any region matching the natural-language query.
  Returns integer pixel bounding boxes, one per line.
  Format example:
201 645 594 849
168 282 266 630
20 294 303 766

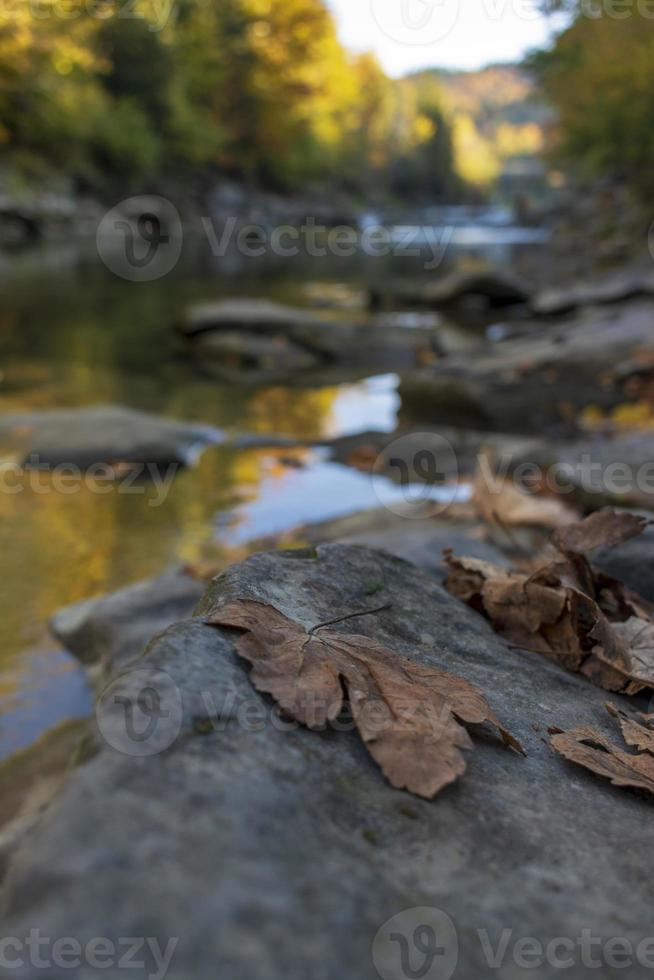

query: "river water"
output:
0 211 548 763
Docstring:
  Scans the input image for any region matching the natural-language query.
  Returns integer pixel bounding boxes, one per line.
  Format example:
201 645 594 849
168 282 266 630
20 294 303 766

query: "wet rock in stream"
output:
0 406 222 470
531 268 654 317
400 299 654 432
50 569 207 673
3 545 654 979
178 299 440 384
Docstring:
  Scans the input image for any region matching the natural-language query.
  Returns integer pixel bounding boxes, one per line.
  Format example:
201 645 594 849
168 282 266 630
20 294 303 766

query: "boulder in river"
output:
517 430 654 510
0 405 222 470
3 544 653 979
324 426 539 483
178 299 440 384
51 568 207 672
370 269 531 312
400 299 654 433
531 268 654 317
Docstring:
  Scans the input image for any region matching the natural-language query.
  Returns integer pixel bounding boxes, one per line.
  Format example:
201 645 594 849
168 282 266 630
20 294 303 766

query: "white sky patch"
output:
325 0 565 76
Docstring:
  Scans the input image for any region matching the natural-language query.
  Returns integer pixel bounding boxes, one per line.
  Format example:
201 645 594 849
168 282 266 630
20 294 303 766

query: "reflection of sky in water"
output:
221 451 467 546
0 647 91 761
326 374 399 438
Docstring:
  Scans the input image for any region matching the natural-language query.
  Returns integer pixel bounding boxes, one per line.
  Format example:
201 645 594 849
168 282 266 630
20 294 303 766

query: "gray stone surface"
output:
179 299 341 343
292 507 511 582
531 269 654 316
3 544 654 979
188 328 322 379
520 431 654 509
400 300 654 432
0 406 222 469
592 522 654 603
50 568 207 671
334 521 509 582
179 299 440 384
324 427 540 483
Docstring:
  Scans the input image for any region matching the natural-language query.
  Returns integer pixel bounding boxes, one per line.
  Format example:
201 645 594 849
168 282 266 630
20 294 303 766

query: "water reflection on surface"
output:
0 224 547 760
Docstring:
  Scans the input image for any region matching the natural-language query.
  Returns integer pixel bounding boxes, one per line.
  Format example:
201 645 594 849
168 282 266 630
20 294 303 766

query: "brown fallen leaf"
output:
208 599 522 799
549 725 654 796
588 616 654 693
552 508 648 556
605 703 654 754
472 451 579 531
444 508 654 694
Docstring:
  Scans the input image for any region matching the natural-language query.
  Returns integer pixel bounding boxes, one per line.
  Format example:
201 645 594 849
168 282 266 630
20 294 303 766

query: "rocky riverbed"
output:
3 228 654 978
4 536 654 979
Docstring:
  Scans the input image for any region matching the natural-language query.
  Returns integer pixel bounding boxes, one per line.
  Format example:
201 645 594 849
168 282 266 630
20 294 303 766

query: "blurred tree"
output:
98 18 171 125
392 73 460 199
531 13 654 195
0 0 461 197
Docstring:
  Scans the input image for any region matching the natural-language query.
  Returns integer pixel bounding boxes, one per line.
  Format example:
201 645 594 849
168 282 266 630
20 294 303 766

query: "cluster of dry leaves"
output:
445 507 654 798
445 510 654 694
206 509 654 804
209 600 523 800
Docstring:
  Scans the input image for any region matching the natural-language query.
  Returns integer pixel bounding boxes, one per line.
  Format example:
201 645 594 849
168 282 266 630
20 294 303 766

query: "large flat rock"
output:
179 298 341 341
284 506 511 582
531 268 654 316
0 406 222 469
400 300 654 432
334 521 508 581
3 545 653 979
179 299 440 384
520 430 654 510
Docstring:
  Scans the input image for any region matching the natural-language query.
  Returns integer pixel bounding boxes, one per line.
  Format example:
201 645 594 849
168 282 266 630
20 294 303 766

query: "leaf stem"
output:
309 604 391 634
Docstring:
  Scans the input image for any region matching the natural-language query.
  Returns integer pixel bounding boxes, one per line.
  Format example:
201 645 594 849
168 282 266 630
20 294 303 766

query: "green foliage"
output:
91 96 161 177
532 13 654 195
0 0 461 197
393 74 461 199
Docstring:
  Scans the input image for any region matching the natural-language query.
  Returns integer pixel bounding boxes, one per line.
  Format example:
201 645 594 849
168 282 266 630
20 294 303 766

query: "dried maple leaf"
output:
549 726 654 796
208 599 522 799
